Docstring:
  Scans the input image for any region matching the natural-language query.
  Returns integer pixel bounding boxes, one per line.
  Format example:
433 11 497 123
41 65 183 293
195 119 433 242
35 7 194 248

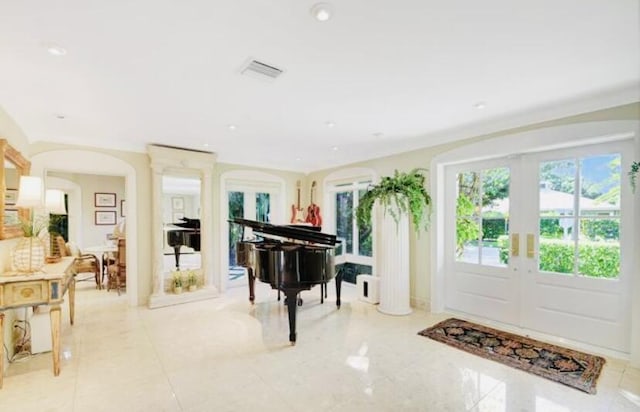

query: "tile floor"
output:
1 279 639 411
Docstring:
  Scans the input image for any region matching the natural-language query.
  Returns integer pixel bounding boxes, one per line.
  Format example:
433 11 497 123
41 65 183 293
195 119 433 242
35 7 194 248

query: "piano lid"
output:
172 217 200 229
230 218 338 246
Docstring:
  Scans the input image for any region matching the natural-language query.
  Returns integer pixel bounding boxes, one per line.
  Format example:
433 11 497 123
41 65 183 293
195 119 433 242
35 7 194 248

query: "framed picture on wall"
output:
4 208 19 225
5 188 17 205
121 199 126 217
95 192 116 207
172 197 184 210
95 210 117 225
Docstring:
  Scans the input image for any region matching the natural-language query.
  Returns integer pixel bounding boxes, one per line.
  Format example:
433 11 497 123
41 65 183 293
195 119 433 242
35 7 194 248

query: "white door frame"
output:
31 150 138 306
431 120 639 364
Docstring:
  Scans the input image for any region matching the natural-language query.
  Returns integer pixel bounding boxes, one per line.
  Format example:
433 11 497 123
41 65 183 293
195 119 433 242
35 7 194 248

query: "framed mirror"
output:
0 139 31 239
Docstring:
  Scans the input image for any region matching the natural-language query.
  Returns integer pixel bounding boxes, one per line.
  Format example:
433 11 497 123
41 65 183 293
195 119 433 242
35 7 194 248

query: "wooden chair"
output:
56 236 101 288
107 238 126 295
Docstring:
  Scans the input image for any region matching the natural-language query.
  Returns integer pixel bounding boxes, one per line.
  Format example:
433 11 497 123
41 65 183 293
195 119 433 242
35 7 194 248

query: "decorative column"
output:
150 163 166 297
376 203 412 315
200 167 216 291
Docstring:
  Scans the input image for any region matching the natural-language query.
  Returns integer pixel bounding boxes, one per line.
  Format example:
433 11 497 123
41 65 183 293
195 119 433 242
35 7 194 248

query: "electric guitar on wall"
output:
305 181 322 227
291 180 305 223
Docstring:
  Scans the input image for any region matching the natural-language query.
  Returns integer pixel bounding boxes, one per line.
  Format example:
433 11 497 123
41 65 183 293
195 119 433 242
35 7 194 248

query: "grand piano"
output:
232 218 342 344
167 217 201 270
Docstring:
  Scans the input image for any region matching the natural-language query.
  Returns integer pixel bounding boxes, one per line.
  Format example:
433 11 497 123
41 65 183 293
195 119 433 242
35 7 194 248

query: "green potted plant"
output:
172 272 183 294
355 168 432 316
630 161 639 193
186 270 198 292
356 168 432 233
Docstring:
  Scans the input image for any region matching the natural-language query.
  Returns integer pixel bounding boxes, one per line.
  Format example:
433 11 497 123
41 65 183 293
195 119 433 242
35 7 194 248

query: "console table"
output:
0 257 76 388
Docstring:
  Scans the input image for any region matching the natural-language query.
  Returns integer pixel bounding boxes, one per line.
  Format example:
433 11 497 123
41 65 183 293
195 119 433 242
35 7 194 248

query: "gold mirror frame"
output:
0 139 31 239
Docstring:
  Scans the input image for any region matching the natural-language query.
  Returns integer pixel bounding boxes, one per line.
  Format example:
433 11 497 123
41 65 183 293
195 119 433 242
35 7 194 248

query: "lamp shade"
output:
15 176 44 208
45 189 67 215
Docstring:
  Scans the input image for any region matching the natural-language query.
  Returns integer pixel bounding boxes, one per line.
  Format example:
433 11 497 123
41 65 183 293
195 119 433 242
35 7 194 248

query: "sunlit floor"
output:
1 279 639 411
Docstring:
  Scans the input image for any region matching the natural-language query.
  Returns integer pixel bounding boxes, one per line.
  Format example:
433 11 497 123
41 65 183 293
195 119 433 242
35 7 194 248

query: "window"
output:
538 154 621 278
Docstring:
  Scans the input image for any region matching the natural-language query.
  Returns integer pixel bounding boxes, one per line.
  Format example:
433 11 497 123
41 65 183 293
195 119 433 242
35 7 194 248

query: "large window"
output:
331 180 373 283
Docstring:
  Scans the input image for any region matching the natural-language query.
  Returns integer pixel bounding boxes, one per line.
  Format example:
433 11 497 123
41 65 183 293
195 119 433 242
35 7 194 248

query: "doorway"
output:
219 170 286 293
227 190 271 287
444 140 633 353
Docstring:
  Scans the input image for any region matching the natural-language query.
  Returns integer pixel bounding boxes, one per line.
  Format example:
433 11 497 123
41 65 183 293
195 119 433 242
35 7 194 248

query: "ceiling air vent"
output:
241 59 284 81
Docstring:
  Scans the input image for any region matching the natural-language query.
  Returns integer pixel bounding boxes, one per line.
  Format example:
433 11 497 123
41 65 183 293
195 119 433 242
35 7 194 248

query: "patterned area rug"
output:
418 318 606 394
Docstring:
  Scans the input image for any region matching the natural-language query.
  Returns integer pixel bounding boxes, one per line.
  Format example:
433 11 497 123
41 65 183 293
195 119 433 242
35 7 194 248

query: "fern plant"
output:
355 168 432 233
630 161 639 193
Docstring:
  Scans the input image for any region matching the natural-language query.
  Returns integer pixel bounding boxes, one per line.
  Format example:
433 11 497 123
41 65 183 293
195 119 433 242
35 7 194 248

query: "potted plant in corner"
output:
172 272 183 294
355 168 432 315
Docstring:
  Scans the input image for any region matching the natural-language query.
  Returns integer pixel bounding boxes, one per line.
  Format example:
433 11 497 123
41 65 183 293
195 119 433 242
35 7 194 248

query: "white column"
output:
376 203 412 315
149 164 166 298
200 168 216 291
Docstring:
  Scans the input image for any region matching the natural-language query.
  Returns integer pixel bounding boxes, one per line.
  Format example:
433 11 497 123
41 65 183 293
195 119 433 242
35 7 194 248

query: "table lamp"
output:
13 176 46 273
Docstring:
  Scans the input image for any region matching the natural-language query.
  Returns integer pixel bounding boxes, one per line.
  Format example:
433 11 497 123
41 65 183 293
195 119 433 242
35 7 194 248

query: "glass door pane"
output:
456 167 510 267
256 192 270 223
228 191 244 281
537 155 621 278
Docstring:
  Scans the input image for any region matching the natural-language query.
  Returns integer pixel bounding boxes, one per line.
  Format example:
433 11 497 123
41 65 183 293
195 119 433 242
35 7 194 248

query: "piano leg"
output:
283 289 299 345
247 268 255 304
335 270 343 308
172 246 181 270
320 283 324 304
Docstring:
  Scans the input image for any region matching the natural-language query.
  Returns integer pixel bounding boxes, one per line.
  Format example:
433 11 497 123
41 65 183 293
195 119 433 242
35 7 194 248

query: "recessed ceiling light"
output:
45 43 67 56
332 146 339 151
325 121 335 128
228 124 237 131
55 113 66 120
295 157 301 161
311 3 333 22
373 132 384 138
203 143 210 148
473 101 487 110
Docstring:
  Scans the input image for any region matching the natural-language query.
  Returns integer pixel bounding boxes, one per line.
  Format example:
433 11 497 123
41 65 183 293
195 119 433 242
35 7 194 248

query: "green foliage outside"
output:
482 218 507 240
497 236 619 278
456 194 480 256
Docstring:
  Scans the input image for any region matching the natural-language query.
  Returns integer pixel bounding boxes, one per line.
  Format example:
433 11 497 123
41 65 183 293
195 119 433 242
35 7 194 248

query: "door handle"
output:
511 233 519 257
527 233 535 258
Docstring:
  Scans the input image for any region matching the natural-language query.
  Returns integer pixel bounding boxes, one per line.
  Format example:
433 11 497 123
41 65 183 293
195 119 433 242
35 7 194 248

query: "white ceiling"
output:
1 1 638 173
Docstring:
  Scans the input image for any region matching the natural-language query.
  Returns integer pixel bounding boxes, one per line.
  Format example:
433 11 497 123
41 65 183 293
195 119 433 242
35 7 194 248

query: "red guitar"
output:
305 181 322 227
291 180 305 223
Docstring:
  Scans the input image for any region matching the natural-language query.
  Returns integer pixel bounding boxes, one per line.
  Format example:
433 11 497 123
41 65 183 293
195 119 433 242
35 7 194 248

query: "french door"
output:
227 190 271 285
445 140 633 353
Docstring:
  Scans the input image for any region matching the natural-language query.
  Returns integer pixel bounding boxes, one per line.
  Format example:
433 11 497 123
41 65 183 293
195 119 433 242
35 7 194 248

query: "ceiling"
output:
1 1 638 173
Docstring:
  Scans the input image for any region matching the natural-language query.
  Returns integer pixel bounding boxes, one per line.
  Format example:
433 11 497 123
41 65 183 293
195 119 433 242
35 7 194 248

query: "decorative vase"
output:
188 285 197 292
174 286 183 294
12 236 46 273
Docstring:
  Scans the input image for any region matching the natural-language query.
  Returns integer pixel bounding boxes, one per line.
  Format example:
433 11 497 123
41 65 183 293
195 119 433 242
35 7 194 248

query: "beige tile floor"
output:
1 279 639 412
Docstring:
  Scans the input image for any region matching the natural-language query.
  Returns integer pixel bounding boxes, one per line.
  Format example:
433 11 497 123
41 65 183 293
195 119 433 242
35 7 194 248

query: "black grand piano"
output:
167 217 201 270
231 218 342 344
